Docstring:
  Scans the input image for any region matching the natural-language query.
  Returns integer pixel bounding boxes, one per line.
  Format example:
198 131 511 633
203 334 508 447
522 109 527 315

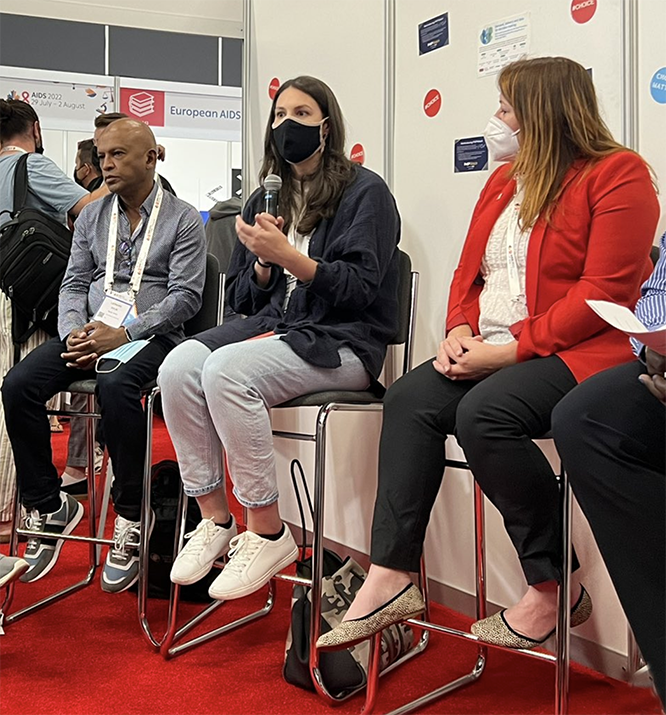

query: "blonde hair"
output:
499 57 631 228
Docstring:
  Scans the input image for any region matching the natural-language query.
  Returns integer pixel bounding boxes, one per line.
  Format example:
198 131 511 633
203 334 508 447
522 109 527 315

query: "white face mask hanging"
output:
483 115 521 163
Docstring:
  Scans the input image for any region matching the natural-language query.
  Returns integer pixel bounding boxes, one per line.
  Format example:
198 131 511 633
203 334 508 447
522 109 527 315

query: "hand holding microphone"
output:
235 174 288 266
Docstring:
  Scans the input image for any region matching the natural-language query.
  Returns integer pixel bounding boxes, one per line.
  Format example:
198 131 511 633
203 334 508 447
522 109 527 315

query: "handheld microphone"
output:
263 174 282 217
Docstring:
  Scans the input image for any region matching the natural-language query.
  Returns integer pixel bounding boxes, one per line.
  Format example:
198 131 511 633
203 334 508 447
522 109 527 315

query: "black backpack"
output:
132 459 218 602
0 153 73 357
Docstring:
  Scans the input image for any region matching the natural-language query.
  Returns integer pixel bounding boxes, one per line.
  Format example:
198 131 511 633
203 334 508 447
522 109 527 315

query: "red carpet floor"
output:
0 422 662 715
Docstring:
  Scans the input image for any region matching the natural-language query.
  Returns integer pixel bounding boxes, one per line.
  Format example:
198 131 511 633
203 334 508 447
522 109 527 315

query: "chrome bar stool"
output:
361 437 575 715
158 251 427 711
1 383 106 626
1 377 165 647
1 254 222 650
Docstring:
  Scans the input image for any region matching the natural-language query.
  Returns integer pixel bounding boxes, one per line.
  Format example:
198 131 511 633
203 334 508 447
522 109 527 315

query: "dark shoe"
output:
471 586 593 649
316 583 425 651
20 493 84 583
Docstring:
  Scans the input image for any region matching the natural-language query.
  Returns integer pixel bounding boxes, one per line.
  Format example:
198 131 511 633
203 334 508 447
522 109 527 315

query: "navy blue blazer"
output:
195 165 401 384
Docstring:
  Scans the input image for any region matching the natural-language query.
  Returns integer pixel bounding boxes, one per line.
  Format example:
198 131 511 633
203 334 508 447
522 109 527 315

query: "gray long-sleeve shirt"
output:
58 181 205 346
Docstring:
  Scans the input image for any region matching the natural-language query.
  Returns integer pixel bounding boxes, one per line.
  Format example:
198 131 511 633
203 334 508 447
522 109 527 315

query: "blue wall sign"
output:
650 68 666 104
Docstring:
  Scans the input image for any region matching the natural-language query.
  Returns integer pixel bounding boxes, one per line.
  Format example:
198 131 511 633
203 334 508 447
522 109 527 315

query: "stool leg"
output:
308 405 332 702
83 394 101 565
160 486 188 658
0 487 23 619
474 483 488 622
473 482 489 673
555 469 572 715
138 387 161 649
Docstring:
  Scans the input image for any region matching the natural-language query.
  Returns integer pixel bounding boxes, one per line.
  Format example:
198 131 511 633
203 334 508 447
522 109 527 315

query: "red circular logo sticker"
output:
268 77 281 100
423 89 441 118
571 0 597 24
350 143 365 165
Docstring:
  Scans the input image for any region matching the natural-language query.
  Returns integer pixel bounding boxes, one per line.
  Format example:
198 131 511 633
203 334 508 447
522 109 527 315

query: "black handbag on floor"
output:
130 459 216 602
283 460 414 698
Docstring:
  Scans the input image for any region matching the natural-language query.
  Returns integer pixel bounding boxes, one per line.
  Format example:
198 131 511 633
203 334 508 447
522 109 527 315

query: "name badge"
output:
93 291 136 329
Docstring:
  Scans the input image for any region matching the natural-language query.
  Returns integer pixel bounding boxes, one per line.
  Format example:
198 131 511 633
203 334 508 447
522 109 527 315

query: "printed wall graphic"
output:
1 75 114 130
423 88 442 117
454 137 488 173
570 0 598 24
119 87 241 141
650 67 666 104
477 13 530 77
268 77 281 100
350 143 365 164
121 88 165 126
418 13 449 55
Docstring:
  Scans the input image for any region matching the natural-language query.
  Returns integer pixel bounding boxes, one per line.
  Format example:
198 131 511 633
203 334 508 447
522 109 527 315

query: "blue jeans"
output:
158 335 369 508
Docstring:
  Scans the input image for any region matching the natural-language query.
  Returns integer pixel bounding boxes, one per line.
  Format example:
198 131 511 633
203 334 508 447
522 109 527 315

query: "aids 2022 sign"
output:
120 88 241 141
1 76 114 131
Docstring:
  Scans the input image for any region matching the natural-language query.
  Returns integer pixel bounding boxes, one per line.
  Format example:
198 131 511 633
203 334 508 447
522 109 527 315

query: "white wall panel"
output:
246 0 387 192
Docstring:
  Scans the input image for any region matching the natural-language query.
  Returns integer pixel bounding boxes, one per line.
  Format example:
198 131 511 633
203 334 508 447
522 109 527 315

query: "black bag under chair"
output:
0 153 72 358
130 459 217 602
283 460 415 699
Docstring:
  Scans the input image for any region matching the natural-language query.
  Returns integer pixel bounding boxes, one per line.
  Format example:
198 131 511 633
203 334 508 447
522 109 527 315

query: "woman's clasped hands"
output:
433 325 518 381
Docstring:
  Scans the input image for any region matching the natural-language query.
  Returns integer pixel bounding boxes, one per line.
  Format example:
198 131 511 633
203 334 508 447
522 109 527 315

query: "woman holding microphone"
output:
158 76 401 601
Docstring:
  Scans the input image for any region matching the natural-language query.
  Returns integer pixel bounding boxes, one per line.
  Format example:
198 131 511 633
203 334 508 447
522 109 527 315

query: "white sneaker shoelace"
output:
110 518 140 561
24 509 44 553
224 532 263 577
182 519 220 556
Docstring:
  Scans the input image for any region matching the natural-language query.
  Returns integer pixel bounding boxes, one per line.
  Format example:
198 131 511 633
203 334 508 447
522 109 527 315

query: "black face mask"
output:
272 118 323 165
34 142 44 155
73 166 85 187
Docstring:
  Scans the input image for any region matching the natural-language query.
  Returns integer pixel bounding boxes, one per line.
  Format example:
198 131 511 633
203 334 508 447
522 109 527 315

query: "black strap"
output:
12 153 30 216
289 459 314 560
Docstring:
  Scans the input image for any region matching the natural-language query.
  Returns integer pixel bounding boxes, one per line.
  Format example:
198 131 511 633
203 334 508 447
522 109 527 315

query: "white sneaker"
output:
170 517 237 586
208 526 298 601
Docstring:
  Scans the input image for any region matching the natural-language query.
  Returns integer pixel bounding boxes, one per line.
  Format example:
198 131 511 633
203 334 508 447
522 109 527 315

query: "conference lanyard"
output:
104 184 163 299
0 146 27 154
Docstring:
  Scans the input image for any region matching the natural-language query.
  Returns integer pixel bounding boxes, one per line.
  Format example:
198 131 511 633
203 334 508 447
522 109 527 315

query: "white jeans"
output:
157 335 369 508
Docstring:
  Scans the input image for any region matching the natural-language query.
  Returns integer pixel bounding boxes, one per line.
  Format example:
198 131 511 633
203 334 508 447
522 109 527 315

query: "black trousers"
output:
370 355 578 585
553 361 665 706
1 336 171 521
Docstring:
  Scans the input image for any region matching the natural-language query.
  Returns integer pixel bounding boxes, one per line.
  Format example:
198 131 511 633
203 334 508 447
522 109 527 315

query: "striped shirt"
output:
633 231 666 355
58 181 205 345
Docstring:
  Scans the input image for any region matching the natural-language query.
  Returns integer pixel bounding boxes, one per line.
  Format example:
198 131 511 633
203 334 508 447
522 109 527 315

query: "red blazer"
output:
446 151 660 382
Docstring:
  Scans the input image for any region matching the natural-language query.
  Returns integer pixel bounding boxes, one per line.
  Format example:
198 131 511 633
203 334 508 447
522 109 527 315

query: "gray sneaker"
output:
20 493 84 583
0 554 29 588
101 512 154 594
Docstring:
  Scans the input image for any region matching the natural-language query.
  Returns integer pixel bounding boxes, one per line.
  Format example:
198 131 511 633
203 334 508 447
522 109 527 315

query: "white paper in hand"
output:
586 300 666 355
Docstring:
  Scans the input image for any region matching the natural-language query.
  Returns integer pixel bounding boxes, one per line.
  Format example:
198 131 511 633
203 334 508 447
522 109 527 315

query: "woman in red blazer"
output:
318 57 659 651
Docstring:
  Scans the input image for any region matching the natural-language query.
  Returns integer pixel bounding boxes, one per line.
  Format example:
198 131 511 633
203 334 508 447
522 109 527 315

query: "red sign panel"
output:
350 143 365 165
571 0 597 24
268 77 281 100
423 89 441 117
119 88 165 126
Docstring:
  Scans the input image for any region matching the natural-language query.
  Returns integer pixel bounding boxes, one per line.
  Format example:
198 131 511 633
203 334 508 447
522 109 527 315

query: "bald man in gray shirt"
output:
2 119 205 594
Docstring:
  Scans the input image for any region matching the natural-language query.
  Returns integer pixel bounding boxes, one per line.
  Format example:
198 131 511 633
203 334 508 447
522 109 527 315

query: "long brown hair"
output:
499 57 632 228
259 76 356 235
